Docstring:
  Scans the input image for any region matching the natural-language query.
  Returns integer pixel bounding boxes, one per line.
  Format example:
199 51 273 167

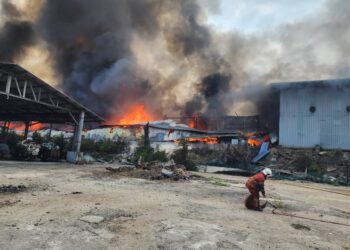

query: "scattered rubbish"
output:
106 165 135 173
291 223 311 231
161 168 174 178
0 185 26 193
104 161 189 181
71 191 83 194
82 154 97 163
20 140 41 159
34 219 44 226
0 199 21 208
323 175 337 182
39 142 60 161
269 133 278 144
252 142 270 163
80 215 105 224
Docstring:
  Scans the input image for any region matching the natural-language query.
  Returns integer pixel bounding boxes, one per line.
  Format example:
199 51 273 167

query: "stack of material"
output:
106 161 190 181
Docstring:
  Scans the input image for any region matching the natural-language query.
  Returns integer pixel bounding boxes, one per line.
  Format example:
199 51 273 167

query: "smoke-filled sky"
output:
0 0 349 121
204 0 326 33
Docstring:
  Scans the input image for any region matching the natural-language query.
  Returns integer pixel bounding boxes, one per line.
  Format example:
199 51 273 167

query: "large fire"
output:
106 104 155 125
6 122 44 131
188 137 218 144
175 137 218 144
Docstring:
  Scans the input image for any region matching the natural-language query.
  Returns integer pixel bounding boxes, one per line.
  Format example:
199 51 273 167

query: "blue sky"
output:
203 0 326 33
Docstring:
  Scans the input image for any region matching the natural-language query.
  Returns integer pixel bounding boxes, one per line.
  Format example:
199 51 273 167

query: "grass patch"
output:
192 174 230 187
291 223 311 231
210 180 230 187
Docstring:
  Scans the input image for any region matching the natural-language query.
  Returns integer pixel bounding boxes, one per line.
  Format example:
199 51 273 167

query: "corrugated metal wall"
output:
279 87 350 149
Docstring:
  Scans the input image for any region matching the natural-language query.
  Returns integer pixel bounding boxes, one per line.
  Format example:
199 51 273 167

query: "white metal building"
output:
274 79 350 150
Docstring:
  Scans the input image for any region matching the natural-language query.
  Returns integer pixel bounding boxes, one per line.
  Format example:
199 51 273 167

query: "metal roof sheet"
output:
0 62 104 123
271 78 350 90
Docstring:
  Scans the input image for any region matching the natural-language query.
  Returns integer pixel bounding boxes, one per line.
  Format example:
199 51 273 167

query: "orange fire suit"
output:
245 172 266 208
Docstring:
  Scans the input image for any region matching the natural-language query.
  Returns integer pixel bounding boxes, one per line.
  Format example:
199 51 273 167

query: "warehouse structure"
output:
273 79 350 150
0 62 104 162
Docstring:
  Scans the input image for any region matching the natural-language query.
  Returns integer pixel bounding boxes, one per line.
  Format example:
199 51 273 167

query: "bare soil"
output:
0 161 349 250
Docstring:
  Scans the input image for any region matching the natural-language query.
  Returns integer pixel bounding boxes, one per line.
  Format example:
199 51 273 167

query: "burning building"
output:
273 78 350 150
86 120 243 153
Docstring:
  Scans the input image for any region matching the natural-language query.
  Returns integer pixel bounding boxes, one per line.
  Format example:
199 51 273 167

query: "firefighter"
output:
245 168 272 211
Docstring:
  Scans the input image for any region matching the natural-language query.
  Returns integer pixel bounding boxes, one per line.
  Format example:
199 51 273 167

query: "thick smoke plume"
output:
0 0 36 61
35 0 232 121
0 0 350 125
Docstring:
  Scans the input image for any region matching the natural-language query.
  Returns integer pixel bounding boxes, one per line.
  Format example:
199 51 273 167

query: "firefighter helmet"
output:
262 168 272 177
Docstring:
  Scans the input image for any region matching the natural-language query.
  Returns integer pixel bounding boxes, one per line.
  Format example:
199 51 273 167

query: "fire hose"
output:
282 182 350 196
266 201 350 227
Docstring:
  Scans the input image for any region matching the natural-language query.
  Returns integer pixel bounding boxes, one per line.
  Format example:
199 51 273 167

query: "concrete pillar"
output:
144 122 150 147
5 122 10 133
48 124 53 139
1 122 7 134
71 111 85 162
24 122 30 139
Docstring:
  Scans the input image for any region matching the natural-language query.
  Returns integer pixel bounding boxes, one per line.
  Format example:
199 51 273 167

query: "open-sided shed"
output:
0 62 104 161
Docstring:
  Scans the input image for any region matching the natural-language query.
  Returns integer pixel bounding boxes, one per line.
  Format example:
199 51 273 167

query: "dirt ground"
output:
0 161 349 250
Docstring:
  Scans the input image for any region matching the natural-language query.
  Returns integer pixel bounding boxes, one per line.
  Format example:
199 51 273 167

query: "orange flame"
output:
30 123 44 131
106 104 155 125
176 137 218 144
247 137 262 147
7 122 43 131
188 113 198 128
188 119 196 128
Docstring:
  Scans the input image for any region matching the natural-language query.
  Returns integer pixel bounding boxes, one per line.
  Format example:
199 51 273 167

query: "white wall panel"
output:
279 87 350 149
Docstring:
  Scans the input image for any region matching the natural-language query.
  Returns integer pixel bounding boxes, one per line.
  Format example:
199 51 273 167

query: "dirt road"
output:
0 162 349 250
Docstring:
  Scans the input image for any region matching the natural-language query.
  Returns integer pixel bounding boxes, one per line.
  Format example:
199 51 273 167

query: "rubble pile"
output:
264 147 350 183
188 144 257 169
106 161 190 181
0 185 27 193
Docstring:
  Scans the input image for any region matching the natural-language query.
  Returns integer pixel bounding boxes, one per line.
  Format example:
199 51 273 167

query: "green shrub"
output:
151 150 168 162
2 131 22 155
32 131 43 144
52 134 70 159
131 147 168 163
81 139 98 153
171 139 196 171
80 138 128 156
308 163 324 177
99 139 127 154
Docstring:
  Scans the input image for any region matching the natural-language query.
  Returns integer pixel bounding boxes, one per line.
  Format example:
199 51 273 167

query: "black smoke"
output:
2 0 349 127
184 73 231 126
36 0 160 117
0 0 36 62
36 0 230 120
